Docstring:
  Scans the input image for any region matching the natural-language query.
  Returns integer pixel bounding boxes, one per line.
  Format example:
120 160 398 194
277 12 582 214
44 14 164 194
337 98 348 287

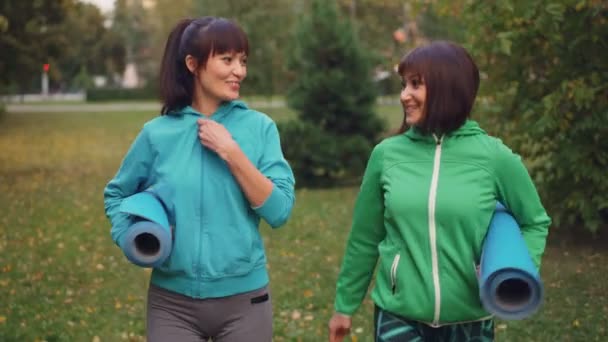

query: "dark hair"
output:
159 17 249 114
396 41 480 135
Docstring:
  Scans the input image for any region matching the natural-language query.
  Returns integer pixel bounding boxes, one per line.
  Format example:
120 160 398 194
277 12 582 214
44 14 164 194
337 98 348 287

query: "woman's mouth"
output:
405 106 419 114
227 81 240 91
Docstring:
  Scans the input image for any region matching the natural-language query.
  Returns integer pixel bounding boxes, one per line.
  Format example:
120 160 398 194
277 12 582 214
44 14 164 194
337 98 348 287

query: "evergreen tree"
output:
280 0 384 187
287 0 383 140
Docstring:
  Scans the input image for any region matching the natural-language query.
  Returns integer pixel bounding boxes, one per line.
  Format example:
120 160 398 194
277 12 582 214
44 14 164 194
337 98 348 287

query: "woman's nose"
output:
233 63 246 78
400 88 411 102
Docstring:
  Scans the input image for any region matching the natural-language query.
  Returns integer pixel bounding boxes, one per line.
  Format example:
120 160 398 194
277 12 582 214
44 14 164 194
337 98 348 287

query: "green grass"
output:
0 107 606 341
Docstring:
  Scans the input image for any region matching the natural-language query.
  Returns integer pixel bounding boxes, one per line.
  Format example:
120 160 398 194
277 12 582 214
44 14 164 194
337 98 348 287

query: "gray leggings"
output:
146 284 272 342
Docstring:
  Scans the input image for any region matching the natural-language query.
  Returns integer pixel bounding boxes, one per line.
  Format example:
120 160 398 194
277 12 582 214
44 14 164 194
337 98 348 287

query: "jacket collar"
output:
404 120 486 143
173 100 248 120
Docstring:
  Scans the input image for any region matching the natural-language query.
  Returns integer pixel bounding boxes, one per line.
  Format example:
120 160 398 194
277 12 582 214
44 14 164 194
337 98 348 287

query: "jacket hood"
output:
172 100 248 120
404 120 486 143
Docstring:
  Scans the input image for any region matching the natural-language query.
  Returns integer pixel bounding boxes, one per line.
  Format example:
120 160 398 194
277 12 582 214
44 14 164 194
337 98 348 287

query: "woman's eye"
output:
223 57 232 62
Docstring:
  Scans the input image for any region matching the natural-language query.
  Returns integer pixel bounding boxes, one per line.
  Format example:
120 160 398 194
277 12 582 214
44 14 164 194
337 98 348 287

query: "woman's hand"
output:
328 313 352 342
197 119 239 161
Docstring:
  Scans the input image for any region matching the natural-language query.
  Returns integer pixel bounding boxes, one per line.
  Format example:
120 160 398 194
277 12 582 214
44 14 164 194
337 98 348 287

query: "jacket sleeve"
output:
252 121 295 228
103 127 153 247
494 140 551 269
334 144 386 315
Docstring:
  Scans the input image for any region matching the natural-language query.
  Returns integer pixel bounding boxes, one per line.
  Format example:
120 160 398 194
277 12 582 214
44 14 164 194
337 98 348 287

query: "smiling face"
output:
400 73 427 127
186 50 247 113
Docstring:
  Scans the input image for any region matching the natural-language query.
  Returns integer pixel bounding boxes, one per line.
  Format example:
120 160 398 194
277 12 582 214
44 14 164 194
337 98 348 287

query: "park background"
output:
0 0 606 341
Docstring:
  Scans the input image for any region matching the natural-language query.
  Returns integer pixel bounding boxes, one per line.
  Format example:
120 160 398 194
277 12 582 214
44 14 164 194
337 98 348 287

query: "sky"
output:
79 0 115 13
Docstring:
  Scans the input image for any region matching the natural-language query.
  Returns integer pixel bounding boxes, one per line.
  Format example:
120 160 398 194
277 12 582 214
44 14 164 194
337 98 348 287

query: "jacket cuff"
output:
252 185 286 227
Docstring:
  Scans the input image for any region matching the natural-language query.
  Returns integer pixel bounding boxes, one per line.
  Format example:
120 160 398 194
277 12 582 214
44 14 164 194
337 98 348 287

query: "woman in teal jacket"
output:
104 17 295 341
328 41 550 341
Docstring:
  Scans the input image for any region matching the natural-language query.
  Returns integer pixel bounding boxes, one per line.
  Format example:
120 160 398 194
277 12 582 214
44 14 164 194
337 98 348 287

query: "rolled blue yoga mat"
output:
479 203 544 320
119 190 172 268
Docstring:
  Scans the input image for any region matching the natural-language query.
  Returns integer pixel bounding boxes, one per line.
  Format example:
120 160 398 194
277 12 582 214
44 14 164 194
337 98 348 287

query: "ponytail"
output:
159 19 194 115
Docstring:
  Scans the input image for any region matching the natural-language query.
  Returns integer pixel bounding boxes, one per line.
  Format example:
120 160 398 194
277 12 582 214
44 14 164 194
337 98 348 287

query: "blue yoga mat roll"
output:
479 203 544 320
119 190 172 268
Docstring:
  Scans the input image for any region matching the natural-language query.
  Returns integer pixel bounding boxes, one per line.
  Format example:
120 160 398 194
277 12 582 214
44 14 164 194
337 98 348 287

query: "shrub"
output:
282 0 385 187
279 121 372 188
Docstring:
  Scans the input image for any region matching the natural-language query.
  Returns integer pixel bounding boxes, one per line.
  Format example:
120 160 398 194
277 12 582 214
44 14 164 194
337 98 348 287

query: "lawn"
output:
0 106 606 341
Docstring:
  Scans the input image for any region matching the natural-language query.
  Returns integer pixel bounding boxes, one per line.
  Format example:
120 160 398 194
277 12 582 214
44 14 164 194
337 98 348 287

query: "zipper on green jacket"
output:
390 254 401 294
429 134 443 326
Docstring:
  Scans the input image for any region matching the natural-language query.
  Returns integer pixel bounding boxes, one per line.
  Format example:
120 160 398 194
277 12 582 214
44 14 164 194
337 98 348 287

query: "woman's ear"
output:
185 55 198 74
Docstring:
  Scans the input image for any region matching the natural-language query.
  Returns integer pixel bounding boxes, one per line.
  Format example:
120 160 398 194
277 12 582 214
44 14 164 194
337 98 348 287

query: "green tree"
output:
0 0 126 93
112 0 155 85
417 1 465 43
57 2 125 90
281 0 384 187
0 0 71 93
149 0 195 58
336 0 408 95
463 0 608 233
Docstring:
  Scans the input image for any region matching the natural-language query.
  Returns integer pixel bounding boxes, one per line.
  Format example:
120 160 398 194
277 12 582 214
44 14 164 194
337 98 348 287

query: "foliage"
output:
336 0 407 94
282 0 385 187
417 2 466 43
112 0 155 85
461 0 608 233
279 121 372 188
0 108 607 341
0 0 69 92
0 0 126 93
58 1 125 89
72 67 95 91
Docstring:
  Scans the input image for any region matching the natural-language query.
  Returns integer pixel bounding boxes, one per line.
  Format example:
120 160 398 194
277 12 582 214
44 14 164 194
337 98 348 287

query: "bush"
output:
279 121 373 188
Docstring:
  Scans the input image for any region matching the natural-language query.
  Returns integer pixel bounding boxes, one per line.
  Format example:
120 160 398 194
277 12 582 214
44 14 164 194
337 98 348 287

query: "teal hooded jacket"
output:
104 101 295 298
334 120 550 326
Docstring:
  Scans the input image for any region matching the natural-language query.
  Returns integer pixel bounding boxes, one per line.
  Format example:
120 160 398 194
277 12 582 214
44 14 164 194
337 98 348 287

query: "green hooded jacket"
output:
334 120 550 326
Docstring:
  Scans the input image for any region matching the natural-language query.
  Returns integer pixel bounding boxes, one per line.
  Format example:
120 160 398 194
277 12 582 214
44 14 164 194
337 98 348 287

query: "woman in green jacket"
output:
328 41 550 342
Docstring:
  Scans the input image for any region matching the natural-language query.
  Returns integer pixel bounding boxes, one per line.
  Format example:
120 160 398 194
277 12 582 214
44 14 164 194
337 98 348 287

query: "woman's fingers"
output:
328 314 352 342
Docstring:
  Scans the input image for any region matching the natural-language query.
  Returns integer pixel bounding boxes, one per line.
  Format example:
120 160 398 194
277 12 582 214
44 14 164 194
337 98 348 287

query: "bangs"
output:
199 19 249 57
397 48 431 79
